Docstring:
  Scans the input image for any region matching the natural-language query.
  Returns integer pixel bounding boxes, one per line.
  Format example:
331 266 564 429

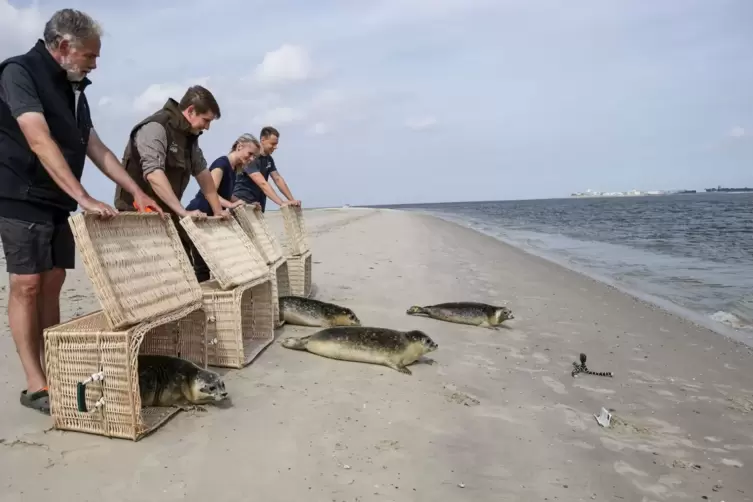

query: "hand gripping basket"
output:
43 212 207 441
279 205 312 298
179 216 276 368
232 205 290 326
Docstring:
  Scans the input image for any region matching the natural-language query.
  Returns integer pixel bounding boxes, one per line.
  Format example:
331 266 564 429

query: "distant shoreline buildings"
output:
570 186 752 198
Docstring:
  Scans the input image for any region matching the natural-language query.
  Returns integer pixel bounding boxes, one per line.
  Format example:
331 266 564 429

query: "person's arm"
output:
191 144 225 217
270 171 295 201
248 172 287 206
86 127 163 214
137 122 190 216
207 164 238 209
195 169 226 216
1 64 116 216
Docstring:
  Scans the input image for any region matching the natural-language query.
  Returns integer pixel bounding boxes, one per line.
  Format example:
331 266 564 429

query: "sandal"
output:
20 387 50 415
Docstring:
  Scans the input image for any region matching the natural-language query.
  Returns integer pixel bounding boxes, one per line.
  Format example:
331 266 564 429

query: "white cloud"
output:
98 96 113 107
405 115 438 131
728 126 747 139
0 0 46 60
253 106 306 126
252 44 314 85
308 122 329 135
132 78 210 114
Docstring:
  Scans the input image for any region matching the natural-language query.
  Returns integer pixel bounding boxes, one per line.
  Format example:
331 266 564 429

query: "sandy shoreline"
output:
1 208 752 501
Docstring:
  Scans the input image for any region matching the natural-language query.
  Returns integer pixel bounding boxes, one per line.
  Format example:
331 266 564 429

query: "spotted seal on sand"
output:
279 295 361 327
406 301 514 329
138 354 228 407
281 326 438 375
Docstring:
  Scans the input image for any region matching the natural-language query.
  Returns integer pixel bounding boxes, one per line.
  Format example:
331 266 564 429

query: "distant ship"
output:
704 186 753 193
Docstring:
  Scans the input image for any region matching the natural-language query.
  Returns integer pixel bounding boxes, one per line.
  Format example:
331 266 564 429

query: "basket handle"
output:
76 371 105 412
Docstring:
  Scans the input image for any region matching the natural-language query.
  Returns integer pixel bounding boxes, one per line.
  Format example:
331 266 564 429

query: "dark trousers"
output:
189 241 210 283
173 216 210 283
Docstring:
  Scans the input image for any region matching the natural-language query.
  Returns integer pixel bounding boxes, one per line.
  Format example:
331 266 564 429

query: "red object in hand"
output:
133 202 154 213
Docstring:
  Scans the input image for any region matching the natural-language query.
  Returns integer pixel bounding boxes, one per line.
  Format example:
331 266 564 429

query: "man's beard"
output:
60 56 86 82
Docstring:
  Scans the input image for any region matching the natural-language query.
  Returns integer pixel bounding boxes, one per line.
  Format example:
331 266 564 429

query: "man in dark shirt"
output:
232 126 301 212
0 9 161 415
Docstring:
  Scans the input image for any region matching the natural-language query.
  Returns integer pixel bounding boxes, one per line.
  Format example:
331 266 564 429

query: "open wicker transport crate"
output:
279 205 313 297
232 205 291 325
44 212 209 441
179 216 276 367
44 304 206 441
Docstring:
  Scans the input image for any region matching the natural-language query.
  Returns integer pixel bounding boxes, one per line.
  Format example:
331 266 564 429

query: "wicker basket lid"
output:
232 205 283 264
179 215 269 289
68 212 203 330
280 205 310 255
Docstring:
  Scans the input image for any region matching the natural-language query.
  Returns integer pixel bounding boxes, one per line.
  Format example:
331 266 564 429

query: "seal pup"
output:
406 301 514 329
279 296 361 327
281 326 438 375
137 354 228 408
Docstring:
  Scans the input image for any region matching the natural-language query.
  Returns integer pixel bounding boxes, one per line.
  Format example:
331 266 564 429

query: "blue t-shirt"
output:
232 154 277 212
186 156 235 215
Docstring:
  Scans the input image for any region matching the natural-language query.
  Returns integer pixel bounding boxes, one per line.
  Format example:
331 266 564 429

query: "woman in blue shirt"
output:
186 133 261 282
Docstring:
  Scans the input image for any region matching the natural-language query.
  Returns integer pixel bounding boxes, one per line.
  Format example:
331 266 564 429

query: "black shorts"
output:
0 216 75 274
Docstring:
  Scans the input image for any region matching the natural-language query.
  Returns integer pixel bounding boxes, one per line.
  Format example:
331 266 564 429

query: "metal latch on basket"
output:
76 370 105 413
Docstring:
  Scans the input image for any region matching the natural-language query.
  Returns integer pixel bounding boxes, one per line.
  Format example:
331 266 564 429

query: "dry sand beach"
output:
1 207 752 501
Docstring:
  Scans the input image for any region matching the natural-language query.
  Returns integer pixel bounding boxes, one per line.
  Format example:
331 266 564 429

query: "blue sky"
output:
2 0 752 207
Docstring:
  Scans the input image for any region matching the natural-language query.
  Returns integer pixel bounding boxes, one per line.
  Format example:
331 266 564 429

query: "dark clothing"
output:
189 245 211 283
186 155 235 216
232 154 277 212
185 155 234 282
0 215 75 273
0 39 93 215
114 98 203 215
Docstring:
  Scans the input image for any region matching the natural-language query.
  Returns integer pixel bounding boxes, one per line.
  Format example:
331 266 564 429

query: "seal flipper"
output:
385 361 412 375
281 335 311 350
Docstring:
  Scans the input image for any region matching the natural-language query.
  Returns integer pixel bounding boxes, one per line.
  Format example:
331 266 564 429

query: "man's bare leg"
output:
8 273 46 392
38 268 66 369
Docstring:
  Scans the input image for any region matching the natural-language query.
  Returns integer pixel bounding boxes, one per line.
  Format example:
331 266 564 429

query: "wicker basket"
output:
179 215 279 364
43 212 209 440
280 205 310 256
232 205 290 325
179 216 269 290
232 204 284 264
44 303 206 441
68 212 202 329
278 206 313 297
287 250 312 297
202 277 275 368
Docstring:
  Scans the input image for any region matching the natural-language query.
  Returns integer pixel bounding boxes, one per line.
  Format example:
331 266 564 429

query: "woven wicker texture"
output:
68 212 202 330
232 205 284 264
201 277 275 368
44 304 206 441
269 259 290 326
179 216 268 289
280 205 310 256
286 251 312 297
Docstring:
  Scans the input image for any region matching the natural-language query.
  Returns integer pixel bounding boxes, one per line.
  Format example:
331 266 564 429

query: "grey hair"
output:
43 9 103 50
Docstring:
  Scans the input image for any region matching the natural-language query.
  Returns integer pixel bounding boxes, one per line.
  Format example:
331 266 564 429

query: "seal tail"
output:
406 305 427 316
281 335 311 350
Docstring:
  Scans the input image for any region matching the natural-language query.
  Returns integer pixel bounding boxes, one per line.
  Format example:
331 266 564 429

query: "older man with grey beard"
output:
0 9 162 415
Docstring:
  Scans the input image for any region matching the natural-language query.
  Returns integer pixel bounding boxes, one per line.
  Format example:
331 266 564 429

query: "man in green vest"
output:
114 85 229 256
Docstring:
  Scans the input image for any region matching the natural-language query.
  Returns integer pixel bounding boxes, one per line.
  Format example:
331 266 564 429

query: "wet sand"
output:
0 207 752 501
